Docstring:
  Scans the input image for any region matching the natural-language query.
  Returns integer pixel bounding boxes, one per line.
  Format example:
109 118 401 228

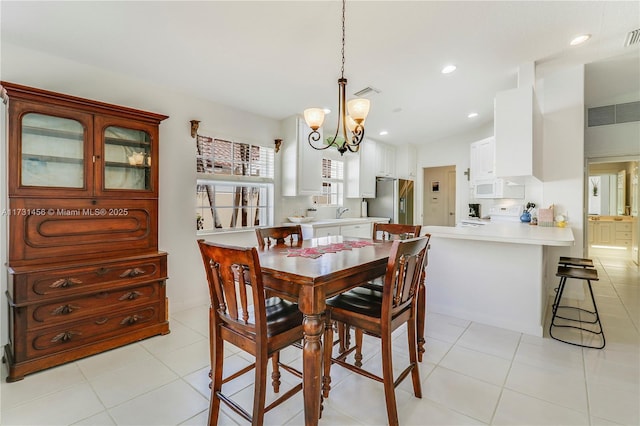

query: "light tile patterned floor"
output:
1 256 638 425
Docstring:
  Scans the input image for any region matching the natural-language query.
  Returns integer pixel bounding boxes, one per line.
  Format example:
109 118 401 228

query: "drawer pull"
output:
51 304 80 315
120 268 146 278
95 318 109 325
51 331 80 343
119 291 143 301
121 315 139 325
96 267 111 276
50 277 83 289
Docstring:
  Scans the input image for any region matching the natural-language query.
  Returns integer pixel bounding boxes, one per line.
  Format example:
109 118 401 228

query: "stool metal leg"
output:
550 276 605 349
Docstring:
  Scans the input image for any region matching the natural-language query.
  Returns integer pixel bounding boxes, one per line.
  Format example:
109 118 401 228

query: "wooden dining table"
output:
257 235 427 425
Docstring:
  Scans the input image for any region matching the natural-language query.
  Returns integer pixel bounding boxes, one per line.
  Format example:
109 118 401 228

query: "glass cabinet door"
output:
20 112 85 188
103 125 152 191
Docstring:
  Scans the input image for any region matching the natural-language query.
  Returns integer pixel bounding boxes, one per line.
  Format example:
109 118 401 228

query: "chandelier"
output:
304 0 370 156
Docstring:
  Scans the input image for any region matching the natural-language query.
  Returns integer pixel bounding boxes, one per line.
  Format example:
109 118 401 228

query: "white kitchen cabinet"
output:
470 136 495 182
374 141 396 178
346 139 376 198
494 86 542 180
281 115 323 196
396 144 417 179
314 226 340 238
340 222 372 238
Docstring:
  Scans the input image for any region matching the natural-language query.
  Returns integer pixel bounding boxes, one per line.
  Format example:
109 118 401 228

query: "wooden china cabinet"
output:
1 82 170 382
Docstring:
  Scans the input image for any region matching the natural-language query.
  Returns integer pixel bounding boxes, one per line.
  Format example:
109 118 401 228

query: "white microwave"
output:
474 178 525 199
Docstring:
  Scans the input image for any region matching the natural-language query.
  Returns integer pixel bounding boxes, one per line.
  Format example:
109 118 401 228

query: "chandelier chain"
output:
340 0 345 79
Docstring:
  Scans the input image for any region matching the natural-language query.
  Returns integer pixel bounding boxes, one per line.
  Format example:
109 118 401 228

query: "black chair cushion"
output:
264 297 303 336
327 287 383 318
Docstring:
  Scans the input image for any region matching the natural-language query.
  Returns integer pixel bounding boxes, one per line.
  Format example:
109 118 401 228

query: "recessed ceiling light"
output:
441 64 457 74
467 112 478 118
379 130 388 136
570 34 591 46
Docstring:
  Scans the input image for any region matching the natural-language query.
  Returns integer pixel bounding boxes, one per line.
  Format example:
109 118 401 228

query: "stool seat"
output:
558 256 594 268
550 264 604 349
556 265 598 281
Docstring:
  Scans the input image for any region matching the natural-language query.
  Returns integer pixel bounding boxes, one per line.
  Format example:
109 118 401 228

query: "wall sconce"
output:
274 138 282 153
190 120 200 138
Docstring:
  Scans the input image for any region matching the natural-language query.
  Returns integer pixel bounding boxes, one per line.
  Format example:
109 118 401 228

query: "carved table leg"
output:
303 313 323 425
417 274 426 362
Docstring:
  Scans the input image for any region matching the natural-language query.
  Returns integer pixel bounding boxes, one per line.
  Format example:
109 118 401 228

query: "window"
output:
196 135 274 232
313 158 344 206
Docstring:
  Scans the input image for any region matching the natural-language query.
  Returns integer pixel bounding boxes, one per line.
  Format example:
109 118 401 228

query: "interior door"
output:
422 165 456 226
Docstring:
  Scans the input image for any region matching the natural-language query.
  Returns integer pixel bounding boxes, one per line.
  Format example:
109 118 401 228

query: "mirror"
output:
588 161 637 216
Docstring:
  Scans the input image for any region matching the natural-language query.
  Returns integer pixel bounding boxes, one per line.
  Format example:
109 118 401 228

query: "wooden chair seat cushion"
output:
327 287 384 318
221 297 303 338
263 297 304 336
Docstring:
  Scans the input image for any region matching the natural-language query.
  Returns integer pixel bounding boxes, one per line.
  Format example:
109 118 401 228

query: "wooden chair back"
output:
197 240 268 339
372 223 422 242
255 225 303 249
382 235 430 319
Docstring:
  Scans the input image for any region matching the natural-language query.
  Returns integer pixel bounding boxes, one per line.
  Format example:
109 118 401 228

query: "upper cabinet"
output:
346 138 376 198
494 86 542 180
374 141 396 178
281 115 323 196
396 144 417 180
470 136 495 182
6 84 165 198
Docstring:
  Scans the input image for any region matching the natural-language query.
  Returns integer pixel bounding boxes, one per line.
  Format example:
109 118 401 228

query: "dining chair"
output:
322 236 430 426
197 239 304 426
337 223 423 352
372 222 422 242
255 225 303 249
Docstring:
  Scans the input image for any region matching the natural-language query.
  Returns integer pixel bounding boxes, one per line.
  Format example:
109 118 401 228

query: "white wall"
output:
416 123 494 223
538 65 586 291
0 43 286 329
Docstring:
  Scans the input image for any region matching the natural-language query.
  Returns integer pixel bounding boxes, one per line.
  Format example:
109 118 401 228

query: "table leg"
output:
417 277 426 362
302 312 323 425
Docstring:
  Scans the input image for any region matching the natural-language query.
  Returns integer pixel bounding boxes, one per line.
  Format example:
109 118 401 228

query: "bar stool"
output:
558 256 594 268
550 265 605 349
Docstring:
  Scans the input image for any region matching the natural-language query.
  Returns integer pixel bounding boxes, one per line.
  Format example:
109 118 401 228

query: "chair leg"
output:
381 329 399 426
252 351 269 426
407 317 422 398
354 328 364 368
208 311 224 426
323 318 334 398
271 351 281 393
337 322 346 353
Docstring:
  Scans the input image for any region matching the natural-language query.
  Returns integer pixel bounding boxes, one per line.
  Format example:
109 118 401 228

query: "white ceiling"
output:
2 1 639 146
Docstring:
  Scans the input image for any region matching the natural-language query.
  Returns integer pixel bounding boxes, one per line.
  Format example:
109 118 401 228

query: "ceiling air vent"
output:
353 86 381 97
624 28 640 47
588 101 640 127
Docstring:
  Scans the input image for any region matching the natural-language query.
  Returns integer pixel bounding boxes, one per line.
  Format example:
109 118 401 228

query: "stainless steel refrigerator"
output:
366 177 414 224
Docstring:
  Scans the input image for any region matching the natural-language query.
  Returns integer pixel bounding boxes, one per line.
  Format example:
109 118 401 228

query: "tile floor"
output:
1 256 638 425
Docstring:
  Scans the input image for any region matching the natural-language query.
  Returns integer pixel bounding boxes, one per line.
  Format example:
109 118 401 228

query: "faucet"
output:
336 207 349 219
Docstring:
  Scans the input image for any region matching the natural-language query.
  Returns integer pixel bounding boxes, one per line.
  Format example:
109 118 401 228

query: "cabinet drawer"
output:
11 254 166 305
26 303 164 358
27 282 163 328
615 222 632 232
9 198 157 262
615 231 632 241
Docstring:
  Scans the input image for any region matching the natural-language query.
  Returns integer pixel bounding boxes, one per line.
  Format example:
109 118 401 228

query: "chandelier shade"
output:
304 0 370 155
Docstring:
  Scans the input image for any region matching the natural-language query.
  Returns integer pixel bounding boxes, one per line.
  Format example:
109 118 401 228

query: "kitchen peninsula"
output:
423 222 574 337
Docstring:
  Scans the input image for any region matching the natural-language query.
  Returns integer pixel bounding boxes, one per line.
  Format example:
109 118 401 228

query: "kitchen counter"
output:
424 222 574 337
283 217 390 228
283 217 390 239
588 215 634 222
423 222 574 246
